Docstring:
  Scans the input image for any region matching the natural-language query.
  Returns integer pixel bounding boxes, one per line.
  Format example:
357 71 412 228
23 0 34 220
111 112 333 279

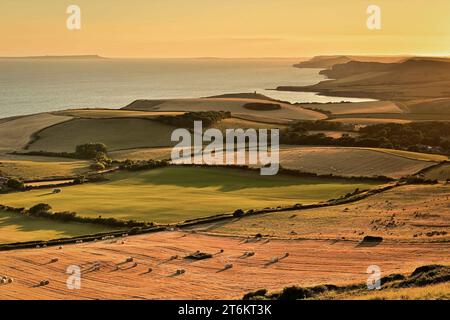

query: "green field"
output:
0 167 381 224
0 210 120 244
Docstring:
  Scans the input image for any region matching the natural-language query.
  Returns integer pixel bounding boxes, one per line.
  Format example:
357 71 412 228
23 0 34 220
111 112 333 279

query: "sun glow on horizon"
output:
0 0 449 58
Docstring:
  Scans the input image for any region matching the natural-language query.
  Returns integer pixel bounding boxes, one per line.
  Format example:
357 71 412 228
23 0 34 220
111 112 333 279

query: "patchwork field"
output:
124 97 326 122
109 146 440 179
0 210 120 244
0 166 380 224
0 113 72 152
0 231 447 300
27 118 178 153
194 184 450 242
0 154 90 180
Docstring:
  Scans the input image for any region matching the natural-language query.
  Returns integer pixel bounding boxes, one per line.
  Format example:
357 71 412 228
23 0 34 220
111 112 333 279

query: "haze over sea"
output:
0 58 372 118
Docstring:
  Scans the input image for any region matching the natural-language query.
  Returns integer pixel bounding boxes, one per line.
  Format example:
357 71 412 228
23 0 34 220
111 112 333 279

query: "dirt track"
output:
0 231 448 300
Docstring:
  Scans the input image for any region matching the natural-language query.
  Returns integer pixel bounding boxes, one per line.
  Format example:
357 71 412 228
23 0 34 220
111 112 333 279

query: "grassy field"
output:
194 184 450 242
0 210 120 244
0 113 72 151
27 118 177 153
0 231 447 299
0 166 380 223
0 154 90 180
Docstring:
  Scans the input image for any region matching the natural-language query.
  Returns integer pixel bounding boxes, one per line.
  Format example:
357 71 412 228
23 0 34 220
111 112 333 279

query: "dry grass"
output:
277 146 437 178
0 113 72 151
54 109 184 119
109 147 173 161
196 184 450 242
318 282 450 300
27 118 177 153
423 163 450 181
328 118 412 125
305 101 404 115
0 154 90 180
0 231 448 300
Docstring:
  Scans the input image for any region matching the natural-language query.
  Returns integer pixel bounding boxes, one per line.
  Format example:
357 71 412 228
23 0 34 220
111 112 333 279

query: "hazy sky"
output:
0 0 449 57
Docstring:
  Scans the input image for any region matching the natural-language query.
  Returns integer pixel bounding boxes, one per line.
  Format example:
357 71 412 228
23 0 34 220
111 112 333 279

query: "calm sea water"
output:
0 58 371 118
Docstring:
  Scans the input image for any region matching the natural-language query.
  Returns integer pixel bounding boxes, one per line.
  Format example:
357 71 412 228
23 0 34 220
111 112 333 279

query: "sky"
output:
0 0 449 58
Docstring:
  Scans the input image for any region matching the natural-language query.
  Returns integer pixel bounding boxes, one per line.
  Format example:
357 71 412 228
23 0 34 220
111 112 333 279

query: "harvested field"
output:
0 231 447 299
0 210 120 244
124 97 325 122
0 166 380 223
304 101 404 115
0 113 72 151
214 118 285 131
196 184 450 242
109 147 173 161
277 146 438 178
423 163 450 181
27 118 177 153
328 118 412 125
54 109 184 119
0 154 90 180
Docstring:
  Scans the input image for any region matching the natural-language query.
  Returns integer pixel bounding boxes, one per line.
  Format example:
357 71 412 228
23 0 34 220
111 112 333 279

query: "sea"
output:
0 58 372 118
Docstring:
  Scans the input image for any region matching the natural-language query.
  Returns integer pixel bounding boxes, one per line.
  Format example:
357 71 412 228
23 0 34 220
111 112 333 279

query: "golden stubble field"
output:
0 231 448 300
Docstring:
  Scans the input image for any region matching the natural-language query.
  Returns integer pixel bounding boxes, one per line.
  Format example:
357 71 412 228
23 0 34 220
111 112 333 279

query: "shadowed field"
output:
27 118 178 153
0 210 120 244
0 154 90 180
0 167 380 224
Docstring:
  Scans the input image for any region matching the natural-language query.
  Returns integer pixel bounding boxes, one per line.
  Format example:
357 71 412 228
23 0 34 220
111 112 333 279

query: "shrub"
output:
233 209 245 218
29 203 52 216
243 102 281 111
90 162 106 171
243 289 268 300
6 178 24 190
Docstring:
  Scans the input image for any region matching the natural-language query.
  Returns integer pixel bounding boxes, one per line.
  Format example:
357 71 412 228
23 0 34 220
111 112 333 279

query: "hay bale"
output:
184 251 213 260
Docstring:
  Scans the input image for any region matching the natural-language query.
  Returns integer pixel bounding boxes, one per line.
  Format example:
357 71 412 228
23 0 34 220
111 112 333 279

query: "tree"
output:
75 143 108 159
29 203 52 216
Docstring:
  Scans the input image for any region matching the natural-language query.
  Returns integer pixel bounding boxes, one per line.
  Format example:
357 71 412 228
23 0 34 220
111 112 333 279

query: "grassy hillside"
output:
0 167 380 223
0 113 72 151
0 154 90 180
27 118 178 153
